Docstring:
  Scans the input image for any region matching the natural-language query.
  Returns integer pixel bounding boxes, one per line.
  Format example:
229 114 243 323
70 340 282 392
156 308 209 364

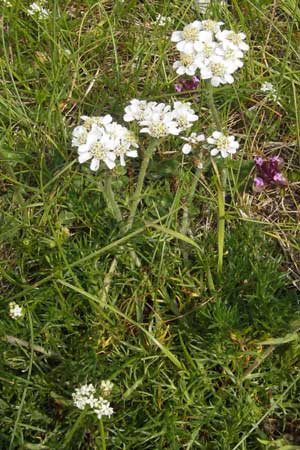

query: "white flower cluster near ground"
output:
171 20 249 85
260 82 279 102
72 382 114 420
124 100 198 137
72 115 139 171
155 14 172 26
27 1 49 19
9 302 23 320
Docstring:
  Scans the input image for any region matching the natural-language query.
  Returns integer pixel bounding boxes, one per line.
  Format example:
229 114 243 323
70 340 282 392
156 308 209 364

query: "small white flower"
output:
100 380 114 396
27 2 49 19
3 0 12 7
207 131 239 158
9 302 23 320
215 41 243 70
260 82 279 103
123 99 153 122
77 124 116 171
171 21 212 55
200 55 235 86
81 115 113 130
140 112 180 138
94 397 114 419
72 382 113 419
173 51 201 76
181 132 205 154
72 384 97 410
71 126 88 147
216 30 249 52
155 14 172 26
172 102 198 132
201 20 224 34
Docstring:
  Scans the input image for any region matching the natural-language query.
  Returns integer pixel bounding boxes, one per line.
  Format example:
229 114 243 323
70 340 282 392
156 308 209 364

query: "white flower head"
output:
260 82 279 103
100 380 114 397
123 99 151 123
27 2 49 19
72 126 88 147
155 14 172 26
216 30 249 52
181 132 205 154
9 302 23 320
172 102 198 132
215 40 243 70
94 397 114 419
171 20 248 86
73 383 114 420
140 112 180 138
81 115 113 131
207 131 239 158
200 55 235 86
77 124 116 171
171 21 213 55
201 19 224 34
173 51 201 76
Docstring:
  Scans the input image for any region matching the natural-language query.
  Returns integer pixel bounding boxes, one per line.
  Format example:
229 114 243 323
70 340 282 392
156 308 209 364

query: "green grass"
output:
1 0 300 449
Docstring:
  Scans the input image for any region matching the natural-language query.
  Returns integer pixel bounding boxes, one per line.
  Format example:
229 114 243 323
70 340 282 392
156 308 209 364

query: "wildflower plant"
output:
72 381 114 449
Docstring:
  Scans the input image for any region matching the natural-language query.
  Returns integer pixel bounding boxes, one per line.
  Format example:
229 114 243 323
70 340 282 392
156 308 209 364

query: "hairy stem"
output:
99 419 106 450
207 83 222 131
126 138 158 231
180 167 202 238
207 83 227 274
104 175 123 222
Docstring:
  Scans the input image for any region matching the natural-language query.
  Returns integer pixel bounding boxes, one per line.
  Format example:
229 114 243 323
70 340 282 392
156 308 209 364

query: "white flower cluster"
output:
260 82 278 102
27 1 49 19
72 382 114 420
181 131 239 158
155 14 172 26
124 99 198 138
72 115 139 171
171 20 249 86
3 0 12 7
9 302 23 319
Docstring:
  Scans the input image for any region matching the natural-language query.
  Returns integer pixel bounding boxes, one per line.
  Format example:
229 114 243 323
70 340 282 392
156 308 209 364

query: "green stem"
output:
207 83 222 131
126 138 158 231
99 419 106 450
207 83 227 274
181 167 202 237
104 175 123 222
217 181 225 274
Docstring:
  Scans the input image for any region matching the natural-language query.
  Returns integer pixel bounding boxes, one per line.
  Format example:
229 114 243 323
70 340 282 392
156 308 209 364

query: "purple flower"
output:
254 176 265 191
273 173 287 184
254 155 287 190
255 156 264 166
175 76 200 94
